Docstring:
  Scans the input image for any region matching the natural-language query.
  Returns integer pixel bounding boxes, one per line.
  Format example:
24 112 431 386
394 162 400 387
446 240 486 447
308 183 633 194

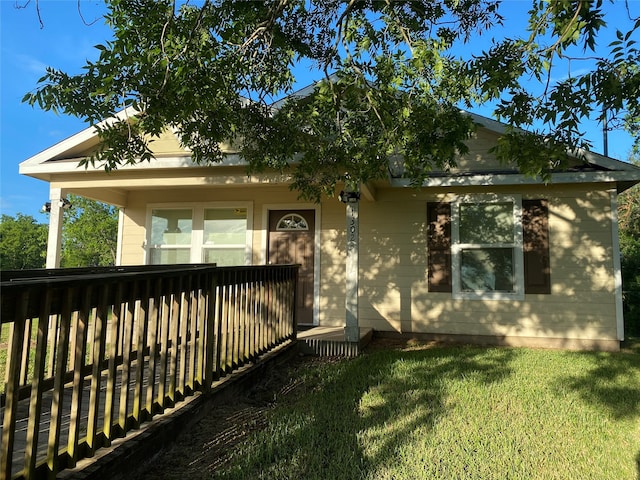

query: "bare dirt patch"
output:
132 338 414 479
132 355 344 480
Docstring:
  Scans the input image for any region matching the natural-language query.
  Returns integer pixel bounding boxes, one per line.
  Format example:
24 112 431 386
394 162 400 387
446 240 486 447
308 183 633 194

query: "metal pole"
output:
603 106 609 157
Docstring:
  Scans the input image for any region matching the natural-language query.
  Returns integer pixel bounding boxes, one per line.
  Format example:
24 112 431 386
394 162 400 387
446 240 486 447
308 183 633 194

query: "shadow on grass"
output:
214 343 519 480
555 349 640 420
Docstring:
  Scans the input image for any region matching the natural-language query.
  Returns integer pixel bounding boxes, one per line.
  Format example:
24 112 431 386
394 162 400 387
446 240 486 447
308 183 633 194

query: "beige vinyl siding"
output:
453 128 504 172
50 128 233 159
355 184 618 343
119 205 147 265
107 173 617 345
148 129 187 156
453 128 588 174
149 129 239 156
318 202 347 327
120 186 304 265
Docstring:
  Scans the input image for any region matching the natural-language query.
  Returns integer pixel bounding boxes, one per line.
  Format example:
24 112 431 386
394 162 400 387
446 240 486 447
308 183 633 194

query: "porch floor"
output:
297 326 373 357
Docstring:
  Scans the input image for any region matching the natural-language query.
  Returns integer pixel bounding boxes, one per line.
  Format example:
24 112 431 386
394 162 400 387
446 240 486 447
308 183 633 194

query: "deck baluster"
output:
0 264 298 480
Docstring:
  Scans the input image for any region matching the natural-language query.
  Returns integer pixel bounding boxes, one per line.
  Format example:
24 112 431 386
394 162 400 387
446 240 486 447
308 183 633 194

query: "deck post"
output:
0 264 296 478
342 187 360 343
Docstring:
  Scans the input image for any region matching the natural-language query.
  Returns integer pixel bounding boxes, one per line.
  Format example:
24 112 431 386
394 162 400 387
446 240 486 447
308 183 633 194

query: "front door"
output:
268 210 315 325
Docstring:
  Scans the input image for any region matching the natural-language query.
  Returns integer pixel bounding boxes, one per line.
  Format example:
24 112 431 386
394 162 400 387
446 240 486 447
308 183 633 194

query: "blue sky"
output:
1 0 637 220
1 0 111 219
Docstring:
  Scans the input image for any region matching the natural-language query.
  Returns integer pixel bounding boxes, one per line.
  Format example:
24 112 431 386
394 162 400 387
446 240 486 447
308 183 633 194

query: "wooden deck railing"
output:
0 264 298 480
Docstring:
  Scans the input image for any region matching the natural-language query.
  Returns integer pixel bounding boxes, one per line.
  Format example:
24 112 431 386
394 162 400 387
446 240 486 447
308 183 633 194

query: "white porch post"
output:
115 208 125 266
342 187 360 343
45 187 66 269
609 189 625 341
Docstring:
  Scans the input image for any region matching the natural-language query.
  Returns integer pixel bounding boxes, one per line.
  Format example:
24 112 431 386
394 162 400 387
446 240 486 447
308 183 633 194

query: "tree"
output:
619 156 640 337
23 0 640 201
61 195 118 267
0 214 47 269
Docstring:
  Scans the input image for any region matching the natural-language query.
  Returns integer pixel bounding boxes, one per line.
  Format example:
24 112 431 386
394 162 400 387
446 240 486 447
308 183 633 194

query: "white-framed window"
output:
149 208 193 264
202 207 249 266
451 194 524 300
147 203 252 266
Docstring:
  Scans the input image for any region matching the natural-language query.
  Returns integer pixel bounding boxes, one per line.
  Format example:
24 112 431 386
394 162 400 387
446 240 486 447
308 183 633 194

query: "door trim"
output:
262 203 321 326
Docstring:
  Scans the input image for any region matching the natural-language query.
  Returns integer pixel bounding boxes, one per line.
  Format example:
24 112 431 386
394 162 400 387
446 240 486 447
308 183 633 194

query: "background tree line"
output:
0 194 118 269
619 157 640 337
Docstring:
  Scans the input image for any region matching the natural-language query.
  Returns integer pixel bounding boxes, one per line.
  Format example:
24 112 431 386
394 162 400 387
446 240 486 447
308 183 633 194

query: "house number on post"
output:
340 189 360 343
348 216 357 247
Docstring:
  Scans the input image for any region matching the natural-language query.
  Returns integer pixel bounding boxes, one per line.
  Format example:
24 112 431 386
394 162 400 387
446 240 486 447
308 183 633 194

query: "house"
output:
20 102 640 351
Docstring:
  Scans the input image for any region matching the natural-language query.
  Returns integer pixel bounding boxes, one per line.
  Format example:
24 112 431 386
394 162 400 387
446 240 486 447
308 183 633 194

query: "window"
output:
202 208 248 266
452 196 523 299
149 209 193 264
147 204 251 266
427 196 550 299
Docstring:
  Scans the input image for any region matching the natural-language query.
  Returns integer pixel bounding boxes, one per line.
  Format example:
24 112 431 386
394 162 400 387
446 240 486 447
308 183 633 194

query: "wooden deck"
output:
4 358 160 479
2 328 369 478
297 326 373 357
1 264 299 480
2 340 299 480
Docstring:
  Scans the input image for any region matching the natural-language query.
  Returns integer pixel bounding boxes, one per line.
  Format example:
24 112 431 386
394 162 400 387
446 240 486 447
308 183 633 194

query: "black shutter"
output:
522 199 551 294
427 202 452 292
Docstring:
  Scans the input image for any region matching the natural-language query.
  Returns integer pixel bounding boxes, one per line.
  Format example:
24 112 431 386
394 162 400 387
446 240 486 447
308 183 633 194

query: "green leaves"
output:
0 214 48 269
619 156 640 335
490 129 574 181
61 195 119 267
23 0 640 199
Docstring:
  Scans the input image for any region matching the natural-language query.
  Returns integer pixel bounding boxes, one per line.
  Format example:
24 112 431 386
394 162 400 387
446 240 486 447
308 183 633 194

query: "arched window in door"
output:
276 213 309 231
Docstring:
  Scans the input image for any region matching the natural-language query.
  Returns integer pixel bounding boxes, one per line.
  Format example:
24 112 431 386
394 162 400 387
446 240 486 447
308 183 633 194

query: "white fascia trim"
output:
609 189 625 341
389 170 640 188
20 106 139 168
575 148 640 171
19 154 248 176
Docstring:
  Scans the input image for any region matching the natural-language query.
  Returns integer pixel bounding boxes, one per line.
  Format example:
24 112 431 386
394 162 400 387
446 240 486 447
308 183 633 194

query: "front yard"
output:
138 338 640 479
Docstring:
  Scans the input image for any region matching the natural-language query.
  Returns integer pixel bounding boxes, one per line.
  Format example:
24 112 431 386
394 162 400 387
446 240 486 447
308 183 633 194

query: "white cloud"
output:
549 67 594 85
0 196 12 214
17 53 48 75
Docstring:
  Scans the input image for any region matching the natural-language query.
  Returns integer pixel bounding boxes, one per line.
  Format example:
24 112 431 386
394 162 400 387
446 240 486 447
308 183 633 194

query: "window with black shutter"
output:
427 197 550 297
522 199 551 294
427 202 452 292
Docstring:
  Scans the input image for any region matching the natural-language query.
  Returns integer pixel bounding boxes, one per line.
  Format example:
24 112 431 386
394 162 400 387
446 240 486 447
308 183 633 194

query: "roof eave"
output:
390 170 640 191
19 106 139 169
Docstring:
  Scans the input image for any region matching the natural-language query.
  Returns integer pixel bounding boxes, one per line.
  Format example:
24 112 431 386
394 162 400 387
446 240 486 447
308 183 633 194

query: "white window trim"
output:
451 193 524 301
145 202 253 265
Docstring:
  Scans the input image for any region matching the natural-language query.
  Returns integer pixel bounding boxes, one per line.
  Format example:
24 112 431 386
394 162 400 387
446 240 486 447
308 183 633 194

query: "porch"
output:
298 326 373 357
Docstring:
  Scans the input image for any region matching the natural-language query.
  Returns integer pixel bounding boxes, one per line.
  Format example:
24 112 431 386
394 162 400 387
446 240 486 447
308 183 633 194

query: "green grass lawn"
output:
215 340 640 480
0 323 10 391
